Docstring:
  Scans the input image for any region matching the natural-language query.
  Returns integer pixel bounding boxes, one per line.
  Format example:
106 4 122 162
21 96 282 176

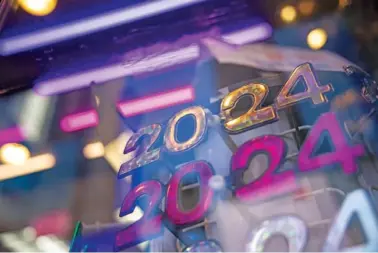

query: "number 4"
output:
323 189 378 252
276 63 333 109
298 112 365 174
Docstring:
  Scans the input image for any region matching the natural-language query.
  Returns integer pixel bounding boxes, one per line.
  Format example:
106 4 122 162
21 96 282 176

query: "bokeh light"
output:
0 143 31 165
307 28 328 50
298 0 315 16
339 0 350 9
36 153 56 169
95 96 100 106
83 142 105 159
18 0 57 16
280 5 297 23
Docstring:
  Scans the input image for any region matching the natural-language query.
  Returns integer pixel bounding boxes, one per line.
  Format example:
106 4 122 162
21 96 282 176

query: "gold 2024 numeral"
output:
220 63 333 134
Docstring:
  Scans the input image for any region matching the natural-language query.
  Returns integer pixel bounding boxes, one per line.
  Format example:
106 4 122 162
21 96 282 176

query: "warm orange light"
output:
307 28 328 50
0 153 55 181
18 0 57 16
339 0 350 9
83 142 105 159
298 0 315 16
0 143 30 165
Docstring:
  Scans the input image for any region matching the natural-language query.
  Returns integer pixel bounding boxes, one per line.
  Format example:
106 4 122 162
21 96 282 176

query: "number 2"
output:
118 124 162 179
115 181 164 251
115 161 215 250
221 83 278 134
231 135 297 202
276 63 333 109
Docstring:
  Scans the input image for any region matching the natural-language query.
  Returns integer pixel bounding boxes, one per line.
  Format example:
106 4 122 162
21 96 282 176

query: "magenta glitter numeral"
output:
298 112 365 174
115 181 164 251
166 161 214 225
231 135 297 203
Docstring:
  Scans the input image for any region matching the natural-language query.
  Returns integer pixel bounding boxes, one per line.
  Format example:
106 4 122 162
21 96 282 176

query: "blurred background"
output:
0 0 377 251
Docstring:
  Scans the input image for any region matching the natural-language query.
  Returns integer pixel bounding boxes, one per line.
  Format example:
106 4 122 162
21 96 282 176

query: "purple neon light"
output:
0 0 207 56
33 23 273 96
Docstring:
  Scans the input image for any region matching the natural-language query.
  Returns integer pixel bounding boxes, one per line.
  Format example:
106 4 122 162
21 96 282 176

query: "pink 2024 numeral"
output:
166 161 214 225
232 112 365 203
298 112 365 174
115 181 164 251
115 161 214 250
231 135 297 202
